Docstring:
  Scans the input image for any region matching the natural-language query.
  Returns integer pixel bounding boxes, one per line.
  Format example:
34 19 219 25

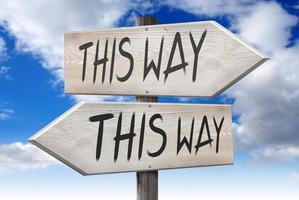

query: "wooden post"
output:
136 16 158 200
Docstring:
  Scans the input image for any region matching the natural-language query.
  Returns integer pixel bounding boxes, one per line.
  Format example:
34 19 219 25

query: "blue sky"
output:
0 0 299 199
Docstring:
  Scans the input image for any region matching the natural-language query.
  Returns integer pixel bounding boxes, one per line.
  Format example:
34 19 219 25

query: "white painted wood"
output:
29 102 233 175
64 21 268 97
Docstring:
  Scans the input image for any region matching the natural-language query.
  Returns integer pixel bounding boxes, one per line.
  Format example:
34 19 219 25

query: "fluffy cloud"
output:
228 2 299 154
0 66 12 80
0 37 6 58
233 1 298 53
164 0 299 162
250 145 299 163
163 0 251 17
231 4 299 161
0 66 9 75
0 108 14 121
0 142 59 175
228 3 299 162
0 0 132 81
0 0 140 102
232 42 299 150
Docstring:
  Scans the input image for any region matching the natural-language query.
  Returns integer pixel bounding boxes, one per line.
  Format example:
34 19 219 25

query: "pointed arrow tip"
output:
210 20 270 61
28 102 85 143
28 134 38 145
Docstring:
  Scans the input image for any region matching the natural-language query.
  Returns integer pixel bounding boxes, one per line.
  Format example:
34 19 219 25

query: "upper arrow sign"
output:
64 21 268 97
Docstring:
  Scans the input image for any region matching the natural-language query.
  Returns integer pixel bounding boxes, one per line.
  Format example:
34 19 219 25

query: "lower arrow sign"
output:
29 102 233 175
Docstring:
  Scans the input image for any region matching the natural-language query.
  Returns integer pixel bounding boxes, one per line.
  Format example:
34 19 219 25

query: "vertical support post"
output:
136 16 158 200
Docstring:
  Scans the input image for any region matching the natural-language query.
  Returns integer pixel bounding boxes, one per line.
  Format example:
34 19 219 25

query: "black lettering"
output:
93 39 109 83
195 115 213 154
117 37 134 82
163 32 188 82
147 114 167 157
79 42 93 82
189 30 207 82
109 38 116 83
143 37 164 81
177 117 194 154
89 113 114 161
114 112 136 161
213 116 224 153
138 113 146 160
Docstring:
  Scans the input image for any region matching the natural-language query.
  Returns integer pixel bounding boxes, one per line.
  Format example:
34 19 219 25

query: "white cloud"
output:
0 142 59 175
164 0 299 163
234 1 298 53
0 108 14 120
228 2 299 153
0 0 132 82
250 145 299 163
228 4 299 163
163 0 298 52
163 0 251 17
0 66 12 80
0 37 6 58
0 66 9 75
0 1 155 102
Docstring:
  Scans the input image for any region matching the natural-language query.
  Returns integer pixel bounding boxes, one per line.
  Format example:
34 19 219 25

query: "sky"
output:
0 0 299 199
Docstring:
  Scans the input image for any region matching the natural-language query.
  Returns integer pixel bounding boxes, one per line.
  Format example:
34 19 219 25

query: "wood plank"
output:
29 102 233 175
64 21 268 97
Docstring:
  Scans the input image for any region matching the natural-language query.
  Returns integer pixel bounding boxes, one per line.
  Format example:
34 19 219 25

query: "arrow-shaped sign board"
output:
64 21 268 97
29 102 232 175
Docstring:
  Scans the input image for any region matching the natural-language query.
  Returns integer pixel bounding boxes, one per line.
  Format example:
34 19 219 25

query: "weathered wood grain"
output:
136 16 159 200
29 102 233 175
64 21 268 97
137 171 158 200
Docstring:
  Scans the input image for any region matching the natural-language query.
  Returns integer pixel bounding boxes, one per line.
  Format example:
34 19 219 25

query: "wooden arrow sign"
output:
29 102 233 175
64 21 268 97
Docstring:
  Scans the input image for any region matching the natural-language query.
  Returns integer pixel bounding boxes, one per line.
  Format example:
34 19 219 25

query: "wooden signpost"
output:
29 16 268 200
29 102 233 175
135 17 159 200
64 20 268 97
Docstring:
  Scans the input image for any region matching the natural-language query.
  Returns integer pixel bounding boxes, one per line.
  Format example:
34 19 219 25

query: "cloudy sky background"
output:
0 0 299 199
